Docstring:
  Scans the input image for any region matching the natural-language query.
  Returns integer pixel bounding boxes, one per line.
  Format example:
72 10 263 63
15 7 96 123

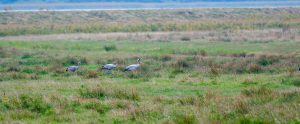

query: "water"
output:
1 1 300 12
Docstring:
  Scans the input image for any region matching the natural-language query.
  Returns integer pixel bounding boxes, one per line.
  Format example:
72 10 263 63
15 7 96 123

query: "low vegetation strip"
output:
1 29 299 42
0 8 300 36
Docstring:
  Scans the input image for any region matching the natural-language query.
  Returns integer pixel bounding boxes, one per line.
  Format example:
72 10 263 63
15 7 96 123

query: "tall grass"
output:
79 85 140 101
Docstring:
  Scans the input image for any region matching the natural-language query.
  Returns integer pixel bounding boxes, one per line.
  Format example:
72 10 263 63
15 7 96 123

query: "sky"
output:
1 0 293 4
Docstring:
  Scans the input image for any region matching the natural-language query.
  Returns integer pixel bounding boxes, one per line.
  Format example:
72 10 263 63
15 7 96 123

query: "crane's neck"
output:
137 58 141 64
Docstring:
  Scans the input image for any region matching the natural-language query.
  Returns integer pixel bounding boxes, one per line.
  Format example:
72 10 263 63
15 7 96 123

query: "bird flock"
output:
66 58 141 73
66 58 300 74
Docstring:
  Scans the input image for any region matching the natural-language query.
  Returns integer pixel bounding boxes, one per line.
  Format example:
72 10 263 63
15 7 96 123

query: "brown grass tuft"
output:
173 111 197 124
86 71 98 78
178 96 200 106
241 87 274 97
248 64 262 73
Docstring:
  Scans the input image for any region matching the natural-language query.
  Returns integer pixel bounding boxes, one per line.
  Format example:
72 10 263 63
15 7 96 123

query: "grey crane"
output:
102 63 117 71
124 58 141 72
66 62 80 72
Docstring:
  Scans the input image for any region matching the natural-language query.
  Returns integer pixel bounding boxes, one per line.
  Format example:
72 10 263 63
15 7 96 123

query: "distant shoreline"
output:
1 7 300 13
1 1 300 12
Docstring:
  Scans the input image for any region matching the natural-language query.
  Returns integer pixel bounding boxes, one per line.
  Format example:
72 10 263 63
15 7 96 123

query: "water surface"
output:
1 1 300 12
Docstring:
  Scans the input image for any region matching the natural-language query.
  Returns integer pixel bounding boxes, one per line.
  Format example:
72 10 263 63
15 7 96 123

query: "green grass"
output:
0 38 300 123
0 7 300 123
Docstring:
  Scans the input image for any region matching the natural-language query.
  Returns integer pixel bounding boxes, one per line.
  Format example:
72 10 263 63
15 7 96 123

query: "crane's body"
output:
124 58 141 72
66 62 80 72
66 66 79 72
102 64 117 71
124 64 140 72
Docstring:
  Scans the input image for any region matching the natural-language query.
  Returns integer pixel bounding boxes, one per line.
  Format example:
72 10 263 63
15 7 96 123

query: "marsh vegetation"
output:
0 8 300 123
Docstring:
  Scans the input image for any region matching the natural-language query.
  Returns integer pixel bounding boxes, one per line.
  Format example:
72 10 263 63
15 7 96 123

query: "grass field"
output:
0 8 300 124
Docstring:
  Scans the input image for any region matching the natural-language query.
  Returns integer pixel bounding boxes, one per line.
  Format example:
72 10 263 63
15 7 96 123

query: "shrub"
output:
287 67 296 77
221 38 231 42
20 94 52 114
172 69 185 75
257 55 280 66
22 67 34 74
279 90 300 102
178 96 199 106
173 111 197 124
209 64 221 77
173 59 191 69
153 96 175 105
222 61 249 74
0 73 27 81
66 101 81 113
157 40 170 42
63 56 88 65
232 52 246 57
79 57 89 65
28 74 39 80
241 77 257 86
0 103 8 112
114 88 140 101
48 64 65 74
0 47 8 58
63 57 78 65
6 110 36 120
21 54 33 59
180 36 191 41
160 55 172 62
11 73 26 80
114 101 130 109
210 67 220 77
76 68 89 76
169 69 185 78
104 45 117 52
200 50 208 56
79 85 140 101
204 91 217 100
83 102 111 114
235 117 273 124
291 78 300 87
79 85 108 99
7 66 21 72
248 64 262 73
129 107 162 121
233 99 249 114
152 96 165 103
127 73 140 79
281 78 300 87
37 69 48 75
86 71 98 78
112 118 124 124
241 87 274 97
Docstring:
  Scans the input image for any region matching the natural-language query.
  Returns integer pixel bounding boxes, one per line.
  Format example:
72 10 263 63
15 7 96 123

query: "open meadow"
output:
0 8 300 124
